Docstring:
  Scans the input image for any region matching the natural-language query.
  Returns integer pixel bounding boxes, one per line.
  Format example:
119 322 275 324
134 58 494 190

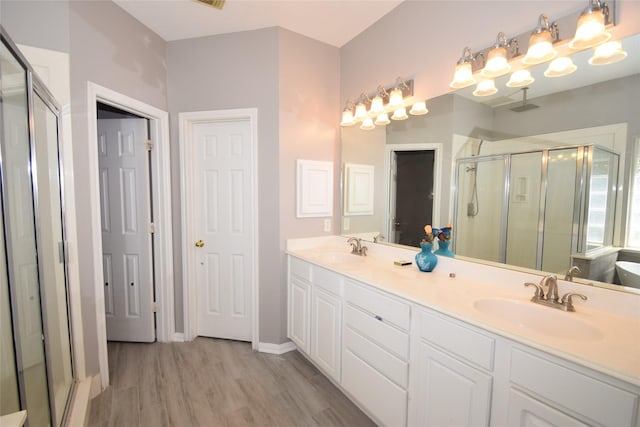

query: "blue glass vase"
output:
415 242 438 272
434 240 455 258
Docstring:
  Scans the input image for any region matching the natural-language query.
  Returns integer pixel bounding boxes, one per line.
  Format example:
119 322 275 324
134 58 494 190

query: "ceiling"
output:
113 0 404 47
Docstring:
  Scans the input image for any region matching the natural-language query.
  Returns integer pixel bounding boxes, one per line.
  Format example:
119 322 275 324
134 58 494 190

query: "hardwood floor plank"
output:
88 338 374 427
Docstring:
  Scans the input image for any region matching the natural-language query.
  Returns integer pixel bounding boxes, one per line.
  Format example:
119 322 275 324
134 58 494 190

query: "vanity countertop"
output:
287 236 640 387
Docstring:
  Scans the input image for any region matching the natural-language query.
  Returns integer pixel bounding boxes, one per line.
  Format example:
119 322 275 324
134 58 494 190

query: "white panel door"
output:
193 120 253 341
97 118 154 342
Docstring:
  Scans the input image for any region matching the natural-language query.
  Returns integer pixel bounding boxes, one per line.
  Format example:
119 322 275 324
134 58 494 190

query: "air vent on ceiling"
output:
195 0 225 10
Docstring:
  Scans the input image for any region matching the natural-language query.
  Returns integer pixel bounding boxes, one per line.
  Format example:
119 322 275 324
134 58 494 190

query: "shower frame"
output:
453 143 619 271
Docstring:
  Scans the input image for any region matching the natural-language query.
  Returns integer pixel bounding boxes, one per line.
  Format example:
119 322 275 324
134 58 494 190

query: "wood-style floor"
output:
87 338 376 427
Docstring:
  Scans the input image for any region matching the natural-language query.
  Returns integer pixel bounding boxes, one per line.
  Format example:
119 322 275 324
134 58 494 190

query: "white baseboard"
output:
258 341 296 354
67 376 93 427
89 374 102 399
173 332 185 342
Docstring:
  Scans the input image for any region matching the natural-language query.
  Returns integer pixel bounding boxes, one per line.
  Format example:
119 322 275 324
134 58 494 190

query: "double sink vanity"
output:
286 236 640 427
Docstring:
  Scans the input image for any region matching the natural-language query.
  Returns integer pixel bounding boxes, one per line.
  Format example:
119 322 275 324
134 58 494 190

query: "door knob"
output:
195 240 205 248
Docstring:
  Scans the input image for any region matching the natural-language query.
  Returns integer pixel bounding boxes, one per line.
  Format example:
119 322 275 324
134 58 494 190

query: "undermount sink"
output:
473 298 604 342
317 251 366 265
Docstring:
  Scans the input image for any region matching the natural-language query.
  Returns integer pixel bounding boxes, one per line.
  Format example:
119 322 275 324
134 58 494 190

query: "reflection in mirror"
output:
341 32 640 293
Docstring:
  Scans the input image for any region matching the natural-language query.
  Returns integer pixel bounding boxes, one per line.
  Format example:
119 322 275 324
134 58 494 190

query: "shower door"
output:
1 29 75 426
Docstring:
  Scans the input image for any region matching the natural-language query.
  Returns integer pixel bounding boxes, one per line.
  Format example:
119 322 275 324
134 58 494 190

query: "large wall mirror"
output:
341 32 640 294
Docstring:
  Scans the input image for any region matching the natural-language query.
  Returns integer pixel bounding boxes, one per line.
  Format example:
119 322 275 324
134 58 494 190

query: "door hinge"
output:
152 302 158 312
145 139 153 151
148 223 155 234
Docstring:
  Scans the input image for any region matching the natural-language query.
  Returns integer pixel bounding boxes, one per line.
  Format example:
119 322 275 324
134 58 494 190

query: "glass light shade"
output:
340 109 355 126
473 79 498 97
360 117 375 130
388 88 404 109
449 62 476 89
391 106 408 121
354 102 368 121
544 56 577 77
481 47 511 78
569 9 611 50
369 95 384 116
409 101 428 115
589 41 628 65
522 31 557 65
375 112 390 125
506 69 535 87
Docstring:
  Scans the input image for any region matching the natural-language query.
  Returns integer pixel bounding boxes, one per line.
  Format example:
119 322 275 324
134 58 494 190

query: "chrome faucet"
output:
347 237 368 256
564 265 581 281
524 274 587 312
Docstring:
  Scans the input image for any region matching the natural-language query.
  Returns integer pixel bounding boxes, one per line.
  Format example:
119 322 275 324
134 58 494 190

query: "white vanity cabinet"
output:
409 308 494 427
499 346 640 427
342 279 411 427
287 257 343 382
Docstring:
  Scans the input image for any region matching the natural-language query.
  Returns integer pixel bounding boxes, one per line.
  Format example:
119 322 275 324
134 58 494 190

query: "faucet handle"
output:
360 246 368 256
560 292 587 312
525 282 544 300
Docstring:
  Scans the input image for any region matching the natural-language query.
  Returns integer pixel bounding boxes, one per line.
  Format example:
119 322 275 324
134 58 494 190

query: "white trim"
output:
65 376 92 427
179 108 259 351
173 332 185 342
258 341 297 355
87 82 174 390
384 143 443 242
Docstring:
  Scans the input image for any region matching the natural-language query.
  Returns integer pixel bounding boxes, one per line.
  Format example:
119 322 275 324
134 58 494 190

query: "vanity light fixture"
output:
375 112 390 125
569 0 611 50
409 101 429 115
449 47 483 89
473 78 498 97
369 86 387 116
354 93 370 121
481 32 519 78
522 14 559 65
506 69 535 87
340 100 356 127
391 106 409 120
360 116 376 131
589 40 627 65
544 56 577 77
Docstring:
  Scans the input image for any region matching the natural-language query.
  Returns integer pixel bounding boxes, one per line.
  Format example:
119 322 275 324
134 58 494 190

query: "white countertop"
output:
287 236 640 387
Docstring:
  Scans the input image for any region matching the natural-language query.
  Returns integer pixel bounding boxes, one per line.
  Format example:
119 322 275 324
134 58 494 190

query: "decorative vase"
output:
415 242 438 272
434 240 455 258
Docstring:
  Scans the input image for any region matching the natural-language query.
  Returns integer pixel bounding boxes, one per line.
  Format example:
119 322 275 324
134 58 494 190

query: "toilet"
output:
615 261 640 289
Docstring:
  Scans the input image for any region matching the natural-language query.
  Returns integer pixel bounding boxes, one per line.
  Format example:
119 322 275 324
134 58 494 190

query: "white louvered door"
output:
98 118 154 342
193 119 253 341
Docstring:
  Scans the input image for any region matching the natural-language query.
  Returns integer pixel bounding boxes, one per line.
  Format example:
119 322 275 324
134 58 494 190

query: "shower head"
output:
509 87 539 112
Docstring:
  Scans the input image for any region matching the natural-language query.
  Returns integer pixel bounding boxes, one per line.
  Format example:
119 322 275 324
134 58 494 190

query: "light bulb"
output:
523 31 557 65
409 101 428 115
354 102 368 121
360 117 375 130
589 40 627 65
369 95 384 116
340 109 355 126
391 106 408 120
481 47 510 78
473 79 498 97
544 56 577 77
570 8 610 50
506 70 535 87
388 88 404 109
450 62 475 89
375 112 390 125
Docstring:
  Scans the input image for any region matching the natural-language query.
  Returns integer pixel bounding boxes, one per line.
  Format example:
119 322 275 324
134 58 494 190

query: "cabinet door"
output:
288 276 311 354
410 342 492 427
311 287 341 382
507 388 590 427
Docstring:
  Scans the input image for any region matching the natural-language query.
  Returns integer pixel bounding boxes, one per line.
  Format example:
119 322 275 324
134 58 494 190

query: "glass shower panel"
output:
33 92 73 426
586 147 619 251
0 42 51 427
455 157 506 262
506 152 542 270
542 148 580 275
0 193 20 416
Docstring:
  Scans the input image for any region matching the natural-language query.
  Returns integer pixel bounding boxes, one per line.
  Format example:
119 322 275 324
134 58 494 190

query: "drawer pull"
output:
375 315 383 321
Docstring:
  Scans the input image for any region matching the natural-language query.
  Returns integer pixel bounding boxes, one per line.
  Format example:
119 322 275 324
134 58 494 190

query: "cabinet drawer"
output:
343 348 407 427
344 326 408 388
313 265 342 296
289 256 312 281
419 309 495 371
510 347 639 427
345 304 410 360
345 279 410 331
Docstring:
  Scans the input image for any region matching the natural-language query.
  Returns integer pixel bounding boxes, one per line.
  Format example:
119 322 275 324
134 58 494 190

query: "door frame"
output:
384 143 442 244
178 108 259 350
87 82 174 388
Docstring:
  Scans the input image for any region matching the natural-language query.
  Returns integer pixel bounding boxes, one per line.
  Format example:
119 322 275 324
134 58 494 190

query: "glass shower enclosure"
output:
454 145 619 275
1 28 75 426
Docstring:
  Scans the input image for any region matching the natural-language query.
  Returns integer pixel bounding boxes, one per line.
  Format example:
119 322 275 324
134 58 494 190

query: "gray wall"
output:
1 0 70 53
166 27 340 343
67 1 168 375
